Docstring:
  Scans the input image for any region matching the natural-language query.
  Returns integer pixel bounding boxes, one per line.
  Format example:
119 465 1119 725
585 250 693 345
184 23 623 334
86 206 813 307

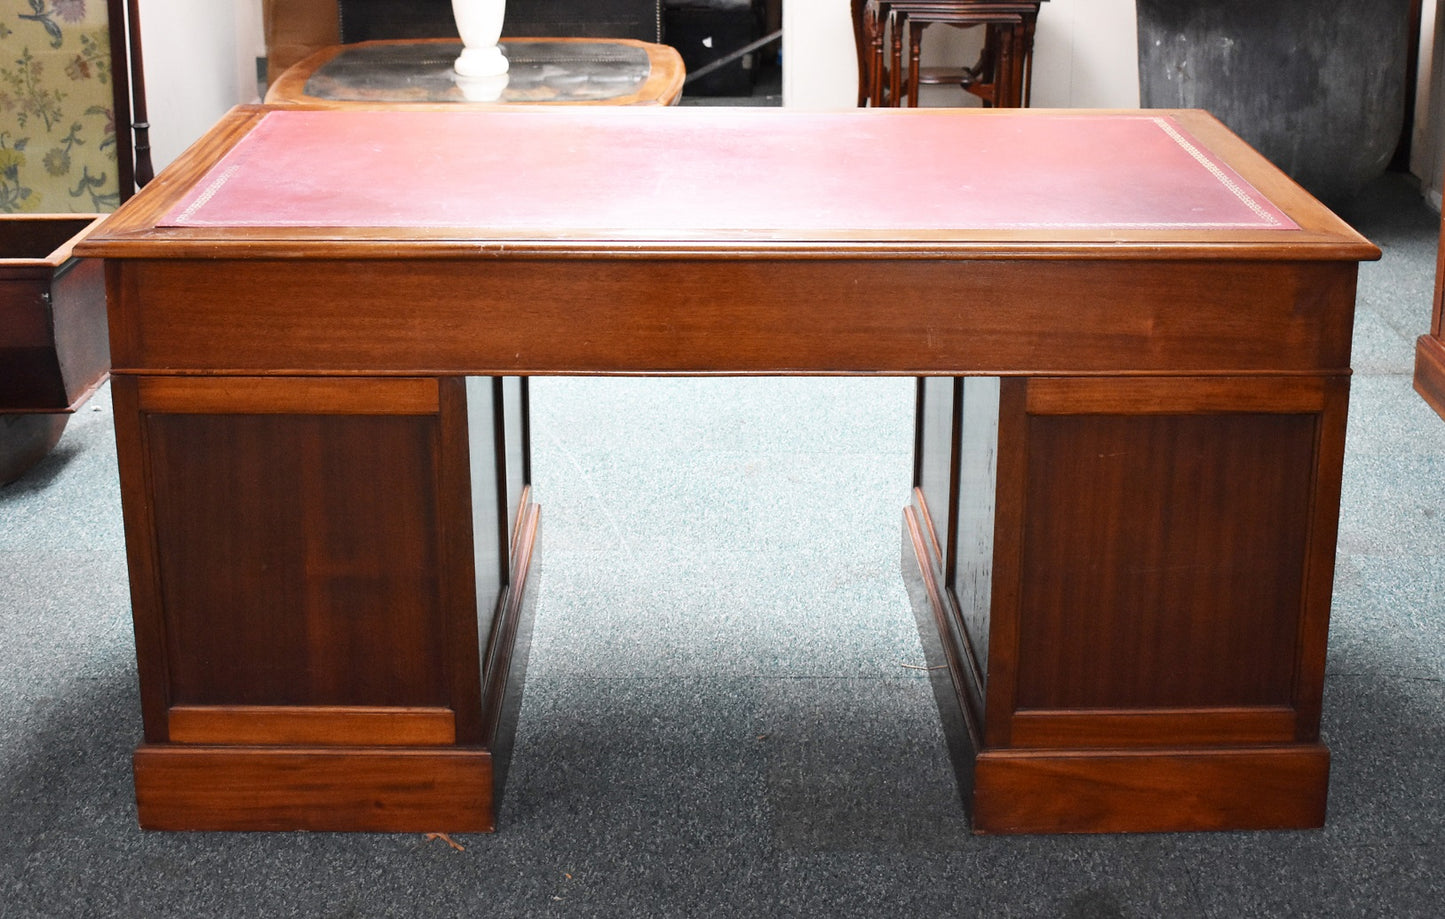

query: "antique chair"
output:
853 0 1044 108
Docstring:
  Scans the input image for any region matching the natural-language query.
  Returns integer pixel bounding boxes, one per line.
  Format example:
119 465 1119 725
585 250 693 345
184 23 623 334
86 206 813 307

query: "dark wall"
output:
1136 0 1412 202
338 0 663 44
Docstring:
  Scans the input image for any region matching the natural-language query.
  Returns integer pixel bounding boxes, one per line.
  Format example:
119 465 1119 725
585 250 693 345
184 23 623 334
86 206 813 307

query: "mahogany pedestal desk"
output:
78 106 1378 835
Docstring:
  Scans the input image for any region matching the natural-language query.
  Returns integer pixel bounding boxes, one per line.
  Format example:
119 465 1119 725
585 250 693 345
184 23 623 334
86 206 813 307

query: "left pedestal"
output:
113 374 535 832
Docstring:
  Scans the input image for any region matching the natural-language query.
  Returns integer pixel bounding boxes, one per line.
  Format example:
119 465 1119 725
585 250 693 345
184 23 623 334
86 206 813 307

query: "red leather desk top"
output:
161 108 1296 236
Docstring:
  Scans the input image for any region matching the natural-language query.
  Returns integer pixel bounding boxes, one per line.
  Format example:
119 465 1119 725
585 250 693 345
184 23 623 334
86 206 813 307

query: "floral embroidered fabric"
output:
0 0 117 212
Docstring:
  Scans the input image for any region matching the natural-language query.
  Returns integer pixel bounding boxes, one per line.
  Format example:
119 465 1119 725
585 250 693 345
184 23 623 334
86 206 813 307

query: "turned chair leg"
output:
852 0 869 106
908 19 925 107
889 11 904 106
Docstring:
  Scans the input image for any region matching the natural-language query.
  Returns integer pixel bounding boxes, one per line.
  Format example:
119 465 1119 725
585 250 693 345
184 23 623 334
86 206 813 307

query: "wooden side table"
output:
265 37 686 106
853 0 1044 108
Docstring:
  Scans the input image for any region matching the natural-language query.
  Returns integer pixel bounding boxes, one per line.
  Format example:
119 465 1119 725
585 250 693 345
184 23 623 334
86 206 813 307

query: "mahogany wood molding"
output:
972 745 1330 834
100 258 1360 378
134 746 496 832
134 375 440 414
166 706 457 746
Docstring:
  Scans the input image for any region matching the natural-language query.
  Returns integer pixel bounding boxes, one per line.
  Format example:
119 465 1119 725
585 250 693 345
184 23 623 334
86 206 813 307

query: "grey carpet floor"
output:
1 172 1443 918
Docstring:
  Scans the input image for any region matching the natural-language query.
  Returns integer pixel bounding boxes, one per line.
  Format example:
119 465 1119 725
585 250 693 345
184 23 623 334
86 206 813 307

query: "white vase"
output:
455 72 510 102
452 0 509 77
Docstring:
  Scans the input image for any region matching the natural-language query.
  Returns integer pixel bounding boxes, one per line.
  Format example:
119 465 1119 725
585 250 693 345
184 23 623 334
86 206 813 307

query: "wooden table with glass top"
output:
78 104 1378 836
265 37 686 106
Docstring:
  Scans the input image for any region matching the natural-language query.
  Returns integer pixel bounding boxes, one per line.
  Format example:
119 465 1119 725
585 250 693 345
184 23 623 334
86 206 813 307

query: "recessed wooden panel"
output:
1025 376 1328 415
136 375 439 415
951 377 999 683
1009 706 1297 749
1014 411 1317 709
503 377 530 551
167 705 456 745
913 377 957 565
466 376 506 607
146 411 449 707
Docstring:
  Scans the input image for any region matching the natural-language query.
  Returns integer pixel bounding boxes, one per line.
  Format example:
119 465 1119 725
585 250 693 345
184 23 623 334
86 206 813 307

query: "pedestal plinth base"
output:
1415 334 1445 421
134 746 497 832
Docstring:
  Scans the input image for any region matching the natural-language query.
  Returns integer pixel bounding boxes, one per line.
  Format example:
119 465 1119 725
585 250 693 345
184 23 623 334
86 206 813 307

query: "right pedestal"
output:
908 373 1348 833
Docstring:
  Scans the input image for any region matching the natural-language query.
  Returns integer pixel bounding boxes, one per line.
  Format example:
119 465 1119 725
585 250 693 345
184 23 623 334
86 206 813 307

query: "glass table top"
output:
302 40 655 104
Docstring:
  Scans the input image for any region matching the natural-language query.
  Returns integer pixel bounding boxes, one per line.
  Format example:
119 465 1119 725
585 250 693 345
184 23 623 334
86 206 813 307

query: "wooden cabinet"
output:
1414 207 1445 420
0 215 108 483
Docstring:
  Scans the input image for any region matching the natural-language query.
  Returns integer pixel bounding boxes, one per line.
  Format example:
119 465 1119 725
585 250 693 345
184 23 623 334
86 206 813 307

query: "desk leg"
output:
870 6 886 106
907 21 924 107
907 374 1346 833
114 374 536 832
890 14 904 106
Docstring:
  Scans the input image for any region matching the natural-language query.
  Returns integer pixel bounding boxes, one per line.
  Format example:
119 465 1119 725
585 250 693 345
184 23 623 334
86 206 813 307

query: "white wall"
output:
1413 0 1445 208
134 0 264 172
1030 0 1138 108
782 0 1138 110
780 0 856 108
